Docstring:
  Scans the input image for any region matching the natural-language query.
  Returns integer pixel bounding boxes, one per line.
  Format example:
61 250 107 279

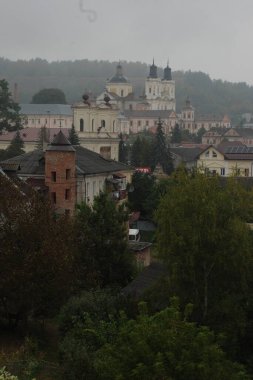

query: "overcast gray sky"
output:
1 0 253 84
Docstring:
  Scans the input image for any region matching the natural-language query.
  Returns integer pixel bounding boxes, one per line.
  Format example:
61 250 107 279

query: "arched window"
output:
80 118 84 132
92 119 94 132
113 120 115 132
121 89 124 97
101 120 106 128
129 104 133 110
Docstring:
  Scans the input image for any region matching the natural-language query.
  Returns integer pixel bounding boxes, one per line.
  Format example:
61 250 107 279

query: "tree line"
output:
2 168 253 379
1 57 253 122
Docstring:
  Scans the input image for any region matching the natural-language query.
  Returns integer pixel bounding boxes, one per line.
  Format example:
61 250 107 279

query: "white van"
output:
128 228 140 242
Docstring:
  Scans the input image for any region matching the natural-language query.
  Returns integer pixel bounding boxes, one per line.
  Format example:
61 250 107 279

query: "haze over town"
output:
1 0 253 85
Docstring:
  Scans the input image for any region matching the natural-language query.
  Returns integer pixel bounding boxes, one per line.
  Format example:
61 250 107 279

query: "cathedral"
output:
96 60 176 112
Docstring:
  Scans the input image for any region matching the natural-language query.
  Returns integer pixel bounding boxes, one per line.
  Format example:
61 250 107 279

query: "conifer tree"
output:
5 130 25 158
36 126 50 149
68 124 80 145
171 123 182 144
154 118 173 174
131 136 142 167
0 79 22 133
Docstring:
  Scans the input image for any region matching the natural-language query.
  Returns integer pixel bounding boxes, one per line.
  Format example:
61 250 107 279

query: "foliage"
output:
58 289 125 334
0 79 22 133
68 124 80 145
170 123 182 144
36 126 50 149
128 172 156 219
94 301 249 380
0 337 40 380
74 192 135 288
118 133 128 163
156 170 253 355
31 88 67 104
4 131 25 159
0 175 74 326
153 119 173 174
0 368 18 380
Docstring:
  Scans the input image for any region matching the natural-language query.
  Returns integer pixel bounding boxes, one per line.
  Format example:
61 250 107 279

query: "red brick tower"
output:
45 130 76 215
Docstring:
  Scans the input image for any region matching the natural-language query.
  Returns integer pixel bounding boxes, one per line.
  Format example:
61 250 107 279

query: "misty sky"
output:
1 0 253 84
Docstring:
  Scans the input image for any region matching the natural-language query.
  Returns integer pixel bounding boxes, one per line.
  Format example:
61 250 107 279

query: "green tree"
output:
171 123 182 144
118 133 128 163
94 301 249 380
31 88 67 104
5 131 25 159
36 125 50 149
0 79 22 133
156 170 253 355
154 118 173 174
74 192 135 288
0 174 74 326
128 172 157 219
68 124 80 145
131 136 142 167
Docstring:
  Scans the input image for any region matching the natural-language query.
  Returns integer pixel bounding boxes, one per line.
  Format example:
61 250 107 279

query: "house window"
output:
80 118 84 132
51 171 56 182
66 169 71 180
93 181 96 196
138 120 141 127
212 151 217 157
146 120 149 126
205 151 210 157
51 192 56 204
92 119 94 132
121 89 124 97
65 189 71 200
220 168 225 176
130 121 133 127
245 168 249 177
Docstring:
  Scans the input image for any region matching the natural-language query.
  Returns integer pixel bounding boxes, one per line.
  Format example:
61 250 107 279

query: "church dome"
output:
108 64 130 83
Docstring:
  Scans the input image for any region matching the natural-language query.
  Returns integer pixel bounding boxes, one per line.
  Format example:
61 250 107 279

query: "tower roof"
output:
148 59 158 78
47 130 75 152
163 63 172 81
108 63 130 83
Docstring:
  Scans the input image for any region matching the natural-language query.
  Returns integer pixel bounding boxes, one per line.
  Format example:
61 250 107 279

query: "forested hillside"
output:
1 57 253 123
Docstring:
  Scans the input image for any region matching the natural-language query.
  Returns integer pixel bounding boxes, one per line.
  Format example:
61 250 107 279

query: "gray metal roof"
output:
170 147 204 162
20 104 73 116
0 146 131 176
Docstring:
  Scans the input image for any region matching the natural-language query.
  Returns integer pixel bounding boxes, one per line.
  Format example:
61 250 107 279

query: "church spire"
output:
163 61 172 81
149 59 158 78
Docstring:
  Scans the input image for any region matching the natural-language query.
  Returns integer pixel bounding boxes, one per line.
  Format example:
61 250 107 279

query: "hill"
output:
1 57 253 123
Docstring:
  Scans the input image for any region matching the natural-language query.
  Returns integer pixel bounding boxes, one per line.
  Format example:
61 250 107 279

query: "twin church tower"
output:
98 60 176 112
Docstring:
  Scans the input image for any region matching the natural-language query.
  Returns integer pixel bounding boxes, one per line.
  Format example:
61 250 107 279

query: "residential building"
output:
197 145 253 177
0 131 132 214
202 127 253 147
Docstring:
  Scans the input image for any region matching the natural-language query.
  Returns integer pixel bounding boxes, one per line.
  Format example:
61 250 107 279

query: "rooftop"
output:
20 104 73 116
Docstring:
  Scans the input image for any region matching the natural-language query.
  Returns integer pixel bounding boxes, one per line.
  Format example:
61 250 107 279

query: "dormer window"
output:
212 151 217 158
205 151 210 157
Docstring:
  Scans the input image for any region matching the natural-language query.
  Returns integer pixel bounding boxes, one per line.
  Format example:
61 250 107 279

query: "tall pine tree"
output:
0 79 22 133
154 118 173 174
68 124 80 145
36 126 50 149
5 130 25 158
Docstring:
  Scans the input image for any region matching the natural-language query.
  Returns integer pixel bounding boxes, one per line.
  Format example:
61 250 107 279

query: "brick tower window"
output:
66 169 71 180
51 171 56 182
65 189 71 200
